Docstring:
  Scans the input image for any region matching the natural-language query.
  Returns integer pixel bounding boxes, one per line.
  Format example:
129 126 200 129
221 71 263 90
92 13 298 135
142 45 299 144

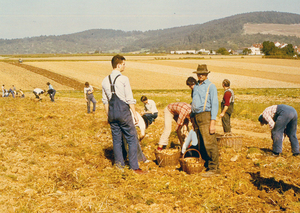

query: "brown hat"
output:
193 64 210 74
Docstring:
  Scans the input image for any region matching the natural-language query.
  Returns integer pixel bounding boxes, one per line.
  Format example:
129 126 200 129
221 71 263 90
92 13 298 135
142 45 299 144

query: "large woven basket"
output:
179 149 205 174
155 147 181 167
216 133 243 151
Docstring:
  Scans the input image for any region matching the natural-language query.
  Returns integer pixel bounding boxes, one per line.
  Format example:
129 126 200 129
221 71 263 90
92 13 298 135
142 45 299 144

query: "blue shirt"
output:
191 79 219 120
49 84 54 90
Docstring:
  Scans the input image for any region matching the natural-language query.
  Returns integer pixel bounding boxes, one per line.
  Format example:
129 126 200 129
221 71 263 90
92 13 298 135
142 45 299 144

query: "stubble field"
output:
0 55 300 212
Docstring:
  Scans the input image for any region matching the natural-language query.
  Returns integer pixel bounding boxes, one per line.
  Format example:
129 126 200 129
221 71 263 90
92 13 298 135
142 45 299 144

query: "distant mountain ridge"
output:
1 11 300 54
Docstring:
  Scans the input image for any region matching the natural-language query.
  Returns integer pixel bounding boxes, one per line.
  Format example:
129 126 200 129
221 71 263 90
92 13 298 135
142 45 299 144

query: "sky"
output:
0 0 299 39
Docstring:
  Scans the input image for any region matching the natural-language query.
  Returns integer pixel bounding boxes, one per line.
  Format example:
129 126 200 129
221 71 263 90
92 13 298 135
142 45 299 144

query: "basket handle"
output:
182 149 200 159
224 132 237 137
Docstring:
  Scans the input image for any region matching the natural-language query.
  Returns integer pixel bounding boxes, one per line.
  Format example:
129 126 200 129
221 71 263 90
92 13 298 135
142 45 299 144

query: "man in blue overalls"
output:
102 55 146 174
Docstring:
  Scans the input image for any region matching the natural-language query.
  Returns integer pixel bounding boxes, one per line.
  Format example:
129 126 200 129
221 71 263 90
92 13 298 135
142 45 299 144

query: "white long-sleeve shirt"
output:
101 70 136 105
144 99 158 114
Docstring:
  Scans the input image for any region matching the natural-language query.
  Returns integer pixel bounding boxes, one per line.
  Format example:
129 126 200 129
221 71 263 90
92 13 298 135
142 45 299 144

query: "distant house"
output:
196 49 211 55
249 45 262 55
274 41 281 47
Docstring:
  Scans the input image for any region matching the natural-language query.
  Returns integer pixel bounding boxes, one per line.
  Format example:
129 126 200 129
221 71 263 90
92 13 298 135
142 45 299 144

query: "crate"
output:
216 133 243 151
180 149 205 174
155 147 181 167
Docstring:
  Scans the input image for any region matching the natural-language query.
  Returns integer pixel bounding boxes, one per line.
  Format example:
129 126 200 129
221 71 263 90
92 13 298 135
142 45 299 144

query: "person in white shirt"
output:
33 88 45 100
140 96 158 125
102 55 146 174
84 82 96 113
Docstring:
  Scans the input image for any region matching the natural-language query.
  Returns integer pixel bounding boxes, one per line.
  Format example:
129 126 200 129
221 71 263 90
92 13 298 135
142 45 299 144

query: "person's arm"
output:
210 85 218 134
220 91 231 118
129 104 139 124
219 106 228 118
84 88 87 101
104 104 109 116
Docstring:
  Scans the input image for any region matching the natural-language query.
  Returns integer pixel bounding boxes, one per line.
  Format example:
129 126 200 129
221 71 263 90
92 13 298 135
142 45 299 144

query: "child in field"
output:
84 82 97 113
140 96 158 125
219 79 234 133
181 116 199 157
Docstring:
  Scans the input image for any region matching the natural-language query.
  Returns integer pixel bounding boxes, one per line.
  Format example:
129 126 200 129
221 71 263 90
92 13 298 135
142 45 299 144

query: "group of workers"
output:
1 85 24 98
3 55 298 177
101 54 300 176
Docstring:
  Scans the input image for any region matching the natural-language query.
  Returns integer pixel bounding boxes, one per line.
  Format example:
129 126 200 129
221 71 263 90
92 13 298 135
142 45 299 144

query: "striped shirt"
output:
262 105 278 129
167 102 191 130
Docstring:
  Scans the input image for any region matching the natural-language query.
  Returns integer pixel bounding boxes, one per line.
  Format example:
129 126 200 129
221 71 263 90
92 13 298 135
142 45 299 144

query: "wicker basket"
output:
216 133 243 151
179 149 205 174
155 147 181 167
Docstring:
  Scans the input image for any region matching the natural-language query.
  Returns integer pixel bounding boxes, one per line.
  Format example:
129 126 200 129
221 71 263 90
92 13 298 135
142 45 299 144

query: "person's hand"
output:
182 146 186 154
209 120 216 134
219 113 225 118
134 114 139 125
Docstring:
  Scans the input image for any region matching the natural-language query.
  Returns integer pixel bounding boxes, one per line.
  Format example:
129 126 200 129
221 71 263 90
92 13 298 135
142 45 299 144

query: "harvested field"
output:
0 62 72 90
243 23 300 38
1 56 300 212
1 89 300 212
23 57 300 89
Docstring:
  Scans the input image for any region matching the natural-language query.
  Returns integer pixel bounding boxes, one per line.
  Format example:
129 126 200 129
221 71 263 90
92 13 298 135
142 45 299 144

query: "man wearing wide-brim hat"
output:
191 64 220 177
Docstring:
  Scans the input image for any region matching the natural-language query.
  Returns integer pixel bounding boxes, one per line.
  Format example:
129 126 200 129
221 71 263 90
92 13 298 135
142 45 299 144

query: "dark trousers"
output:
221 102 234 133
272 105 299 154
48 89 56 102
109 108 139 170
194 111 219 171
143 112 158 124
87 94 96 113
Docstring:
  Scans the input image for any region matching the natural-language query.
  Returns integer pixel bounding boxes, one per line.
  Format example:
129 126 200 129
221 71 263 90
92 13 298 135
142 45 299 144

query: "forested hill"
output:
1 11 300 54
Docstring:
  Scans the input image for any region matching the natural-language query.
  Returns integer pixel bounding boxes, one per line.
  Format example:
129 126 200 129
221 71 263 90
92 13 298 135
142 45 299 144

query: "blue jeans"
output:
109 108 139 170
87 94 96 113
143 112 158 124
272 105 299 154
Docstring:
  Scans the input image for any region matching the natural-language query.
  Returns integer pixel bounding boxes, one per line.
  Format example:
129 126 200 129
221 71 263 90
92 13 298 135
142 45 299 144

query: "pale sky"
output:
0 0 299 39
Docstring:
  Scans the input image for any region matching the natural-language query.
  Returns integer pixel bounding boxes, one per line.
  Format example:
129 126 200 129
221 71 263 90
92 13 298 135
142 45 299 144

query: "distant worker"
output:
1 85 4 97
47 82 56 102
258 104 300 156
157 102 191 150
140 96 158 125
33 88 45 100
84 82 97 113
19 89 25 98
219 79 234 133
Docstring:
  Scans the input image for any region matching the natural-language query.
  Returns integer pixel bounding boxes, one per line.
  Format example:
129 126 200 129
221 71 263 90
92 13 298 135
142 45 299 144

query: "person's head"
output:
85 82 89 87
111 55 126 72
140 95 148 104
222 79 230 88
47 82 50 86
186 77 197 89
193 64 210 84
258 114 268 126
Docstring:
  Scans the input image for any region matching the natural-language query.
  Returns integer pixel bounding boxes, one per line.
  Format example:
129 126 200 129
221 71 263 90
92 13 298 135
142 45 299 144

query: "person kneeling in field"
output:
258 104 300 156
33 88 45 101
141 95 158 126
157 102 191 151
219 79 234 133
181 116 200 157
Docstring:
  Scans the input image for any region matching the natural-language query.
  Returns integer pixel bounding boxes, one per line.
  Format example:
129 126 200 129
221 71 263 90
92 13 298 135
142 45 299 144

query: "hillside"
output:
1 11 300 54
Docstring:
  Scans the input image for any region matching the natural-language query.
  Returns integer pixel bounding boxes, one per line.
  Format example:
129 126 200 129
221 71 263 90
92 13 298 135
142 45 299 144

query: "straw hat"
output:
193 64 210 74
